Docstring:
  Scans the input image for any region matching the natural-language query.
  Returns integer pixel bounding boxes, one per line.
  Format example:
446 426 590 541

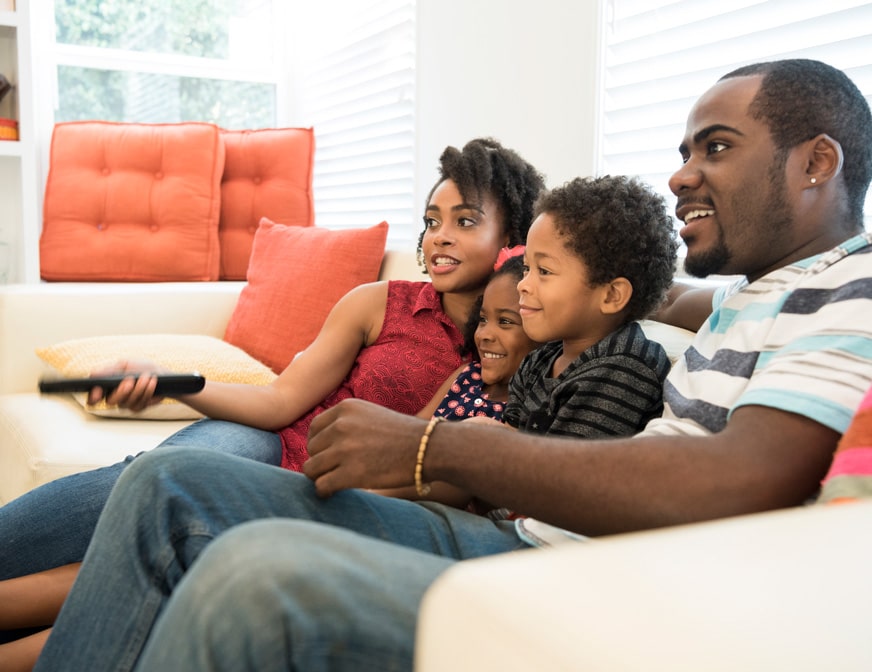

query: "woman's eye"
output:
478 315 487 325
423 217 439 229
458 217 477 228
538 267 551 276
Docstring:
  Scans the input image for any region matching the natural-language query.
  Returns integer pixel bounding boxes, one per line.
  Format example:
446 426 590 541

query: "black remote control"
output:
38 373 206 396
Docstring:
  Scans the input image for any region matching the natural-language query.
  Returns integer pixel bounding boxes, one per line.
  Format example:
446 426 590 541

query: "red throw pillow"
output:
224 218 389 372
40 121 224 281
219 128 316 280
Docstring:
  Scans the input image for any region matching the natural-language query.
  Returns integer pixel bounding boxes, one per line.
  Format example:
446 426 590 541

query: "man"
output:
33 59 872 671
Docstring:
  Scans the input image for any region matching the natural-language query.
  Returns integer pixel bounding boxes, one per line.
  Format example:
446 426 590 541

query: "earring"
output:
810 177 817 184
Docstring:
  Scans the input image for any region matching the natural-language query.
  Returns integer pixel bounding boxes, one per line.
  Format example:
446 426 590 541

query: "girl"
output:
0 138 545 671
376 249 540 508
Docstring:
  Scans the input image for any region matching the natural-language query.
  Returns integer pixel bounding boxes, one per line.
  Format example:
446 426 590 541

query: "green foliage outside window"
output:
53 0 275 129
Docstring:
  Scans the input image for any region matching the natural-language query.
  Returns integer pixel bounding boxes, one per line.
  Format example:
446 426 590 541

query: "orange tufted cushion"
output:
224 218 389 372
219 128 316 280
39 121 225 281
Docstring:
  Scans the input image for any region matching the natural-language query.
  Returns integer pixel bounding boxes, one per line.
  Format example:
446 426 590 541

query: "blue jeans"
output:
34 448 527 672
0 419 281 580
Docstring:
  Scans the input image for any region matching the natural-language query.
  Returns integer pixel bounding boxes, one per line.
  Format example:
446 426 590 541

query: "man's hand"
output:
305 399 428 497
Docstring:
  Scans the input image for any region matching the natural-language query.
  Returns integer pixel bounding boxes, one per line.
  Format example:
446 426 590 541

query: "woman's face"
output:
475 272 540 386
421 179 508 295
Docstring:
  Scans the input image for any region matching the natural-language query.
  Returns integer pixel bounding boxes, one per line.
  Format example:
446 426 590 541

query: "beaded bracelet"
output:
415 416 446 497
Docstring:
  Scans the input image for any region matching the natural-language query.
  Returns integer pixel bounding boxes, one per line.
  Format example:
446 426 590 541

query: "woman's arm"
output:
414 363 467 420
100 282 390 431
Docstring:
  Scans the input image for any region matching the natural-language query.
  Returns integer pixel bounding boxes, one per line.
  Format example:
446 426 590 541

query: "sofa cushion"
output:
39 121 225 281
224 218 389 373
36 334 277 420
219 127 316 280
0 394 191 505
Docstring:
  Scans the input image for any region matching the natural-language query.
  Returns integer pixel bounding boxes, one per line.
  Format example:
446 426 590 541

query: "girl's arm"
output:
414 363 467 420
99 282 390 431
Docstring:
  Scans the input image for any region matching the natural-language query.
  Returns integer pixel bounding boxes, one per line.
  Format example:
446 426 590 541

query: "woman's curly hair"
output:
536 176 678 322
416 138 545 264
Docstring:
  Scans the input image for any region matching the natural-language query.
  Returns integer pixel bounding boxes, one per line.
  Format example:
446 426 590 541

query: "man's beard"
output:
684 159 792 279
683 232 729 278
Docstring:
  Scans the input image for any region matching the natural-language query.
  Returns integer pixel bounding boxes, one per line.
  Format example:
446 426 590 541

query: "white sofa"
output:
0 249 696 505
6 256 863 670
0 250 425 504
417 500 872 671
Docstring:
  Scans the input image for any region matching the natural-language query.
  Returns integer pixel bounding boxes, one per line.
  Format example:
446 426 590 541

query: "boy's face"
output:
518 214 613 354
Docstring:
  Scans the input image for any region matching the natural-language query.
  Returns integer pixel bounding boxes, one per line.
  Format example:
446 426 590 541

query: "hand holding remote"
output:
39 373 206 396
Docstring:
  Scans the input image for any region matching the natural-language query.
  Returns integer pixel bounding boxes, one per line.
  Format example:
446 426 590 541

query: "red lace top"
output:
280 281 466 470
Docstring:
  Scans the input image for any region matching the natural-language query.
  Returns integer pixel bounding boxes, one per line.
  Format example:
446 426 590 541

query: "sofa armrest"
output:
416 502 872 671
0 282 245 394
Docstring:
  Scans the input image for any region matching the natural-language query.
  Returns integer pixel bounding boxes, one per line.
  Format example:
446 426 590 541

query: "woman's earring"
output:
810 177 817 184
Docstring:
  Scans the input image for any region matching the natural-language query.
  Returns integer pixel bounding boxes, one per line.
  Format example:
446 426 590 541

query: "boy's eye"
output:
707 141 728 155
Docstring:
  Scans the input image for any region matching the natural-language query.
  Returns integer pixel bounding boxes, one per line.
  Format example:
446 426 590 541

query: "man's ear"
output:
601 277 633 315
804 133 844 188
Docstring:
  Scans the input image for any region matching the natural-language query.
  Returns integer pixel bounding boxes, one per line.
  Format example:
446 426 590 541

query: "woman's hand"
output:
86 359 170 411
305 398 427 497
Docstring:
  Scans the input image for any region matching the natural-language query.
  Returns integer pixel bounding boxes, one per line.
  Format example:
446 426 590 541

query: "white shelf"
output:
0 11 19 29
0 1 39 283
0 140 21 156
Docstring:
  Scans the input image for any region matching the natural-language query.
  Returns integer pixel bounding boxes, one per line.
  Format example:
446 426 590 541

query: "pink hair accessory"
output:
494 245 525 270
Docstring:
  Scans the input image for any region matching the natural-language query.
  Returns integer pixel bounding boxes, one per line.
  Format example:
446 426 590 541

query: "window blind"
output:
294 0 416 249
599 0 872 231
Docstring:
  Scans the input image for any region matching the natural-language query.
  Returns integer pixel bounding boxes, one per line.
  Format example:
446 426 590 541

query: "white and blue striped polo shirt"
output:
642 232 872 439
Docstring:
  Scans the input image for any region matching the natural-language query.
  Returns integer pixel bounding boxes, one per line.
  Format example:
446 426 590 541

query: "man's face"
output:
668 76 795 281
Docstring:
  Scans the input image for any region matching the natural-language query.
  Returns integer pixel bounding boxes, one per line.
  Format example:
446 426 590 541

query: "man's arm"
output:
652 282 717 332
305 399 837 536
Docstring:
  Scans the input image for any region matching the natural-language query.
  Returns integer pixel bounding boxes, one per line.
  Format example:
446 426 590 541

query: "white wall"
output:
414 0 602 207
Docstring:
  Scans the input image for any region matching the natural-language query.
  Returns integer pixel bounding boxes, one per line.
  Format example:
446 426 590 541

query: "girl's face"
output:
421 179 509 295
475 273 540 386
518 213 611 350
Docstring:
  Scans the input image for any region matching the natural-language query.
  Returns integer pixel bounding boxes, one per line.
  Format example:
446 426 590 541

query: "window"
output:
48 0 417 247
290 0 416 248
599 0 872 234
53 0 279 128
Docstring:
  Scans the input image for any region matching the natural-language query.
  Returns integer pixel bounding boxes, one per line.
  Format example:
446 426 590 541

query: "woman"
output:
0 138 545 670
